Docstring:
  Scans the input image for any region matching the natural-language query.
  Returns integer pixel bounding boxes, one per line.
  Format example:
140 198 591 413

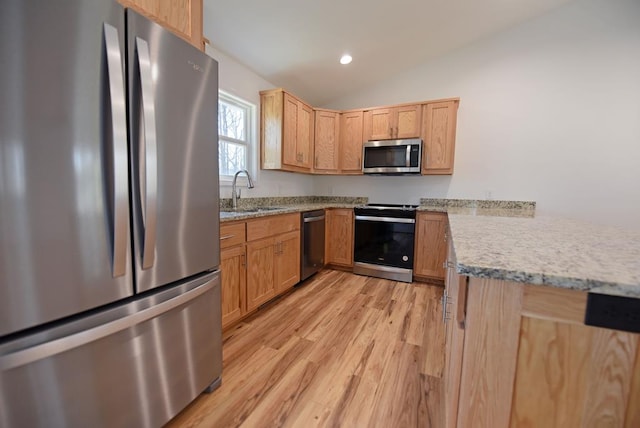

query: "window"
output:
218 92 255 179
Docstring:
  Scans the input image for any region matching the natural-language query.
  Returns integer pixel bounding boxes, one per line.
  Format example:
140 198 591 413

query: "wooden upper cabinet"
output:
395 104 422 138
421 101 459 175
339 110 364 174
261 88 459 175
365 108 393 140
363 104 421 140
118 0 204 50
313 109 340 173
261 89 314 173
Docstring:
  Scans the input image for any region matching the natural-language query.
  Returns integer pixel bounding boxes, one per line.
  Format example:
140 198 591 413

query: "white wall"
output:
204 46 315 198
318 0 640 229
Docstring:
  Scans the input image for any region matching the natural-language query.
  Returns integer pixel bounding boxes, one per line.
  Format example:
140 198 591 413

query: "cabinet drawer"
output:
220 222 246 249
247 213 300 242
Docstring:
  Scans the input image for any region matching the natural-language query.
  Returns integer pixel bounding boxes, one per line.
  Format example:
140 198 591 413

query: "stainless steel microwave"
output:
362 138 422 174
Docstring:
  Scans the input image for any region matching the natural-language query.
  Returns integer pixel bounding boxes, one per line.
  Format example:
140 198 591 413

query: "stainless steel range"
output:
353 204 417 283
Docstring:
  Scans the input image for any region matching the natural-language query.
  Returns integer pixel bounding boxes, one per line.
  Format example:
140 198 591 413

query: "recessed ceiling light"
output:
340 54 352 65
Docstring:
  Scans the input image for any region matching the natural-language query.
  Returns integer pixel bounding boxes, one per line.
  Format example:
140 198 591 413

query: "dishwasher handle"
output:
303 214 325 223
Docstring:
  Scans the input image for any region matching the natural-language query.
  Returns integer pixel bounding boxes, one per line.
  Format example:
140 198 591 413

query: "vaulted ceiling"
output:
203 0 576 106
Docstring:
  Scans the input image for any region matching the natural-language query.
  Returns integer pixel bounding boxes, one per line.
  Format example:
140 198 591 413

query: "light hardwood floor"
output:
167 269 445 427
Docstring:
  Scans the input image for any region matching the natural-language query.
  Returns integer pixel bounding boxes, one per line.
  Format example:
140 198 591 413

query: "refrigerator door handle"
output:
103 23 129 278
0 273 217 371
135 37 158 270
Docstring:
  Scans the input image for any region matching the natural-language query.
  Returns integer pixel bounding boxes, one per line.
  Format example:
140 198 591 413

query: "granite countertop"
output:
219 196 366 222
422 198 640 298
220 196 640 297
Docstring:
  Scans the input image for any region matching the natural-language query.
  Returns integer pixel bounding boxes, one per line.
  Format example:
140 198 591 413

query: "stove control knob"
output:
402 255 408 262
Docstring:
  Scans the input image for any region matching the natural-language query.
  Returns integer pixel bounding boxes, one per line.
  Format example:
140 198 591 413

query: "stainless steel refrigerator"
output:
0 1 222 427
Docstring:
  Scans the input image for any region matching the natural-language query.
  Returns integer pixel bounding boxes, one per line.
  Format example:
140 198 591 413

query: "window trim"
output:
218 90 257 185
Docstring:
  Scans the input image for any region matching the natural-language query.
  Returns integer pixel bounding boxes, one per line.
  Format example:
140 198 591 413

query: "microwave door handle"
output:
103 23 128 278
406 145 411 167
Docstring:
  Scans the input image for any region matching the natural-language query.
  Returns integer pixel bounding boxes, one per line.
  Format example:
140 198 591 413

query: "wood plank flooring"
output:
166 269 445 428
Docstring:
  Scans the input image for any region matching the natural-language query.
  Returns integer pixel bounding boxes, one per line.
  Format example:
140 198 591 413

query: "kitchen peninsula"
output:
432 201 640 428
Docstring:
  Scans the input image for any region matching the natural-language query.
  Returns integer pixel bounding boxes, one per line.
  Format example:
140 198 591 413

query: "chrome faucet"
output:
231 169 255 209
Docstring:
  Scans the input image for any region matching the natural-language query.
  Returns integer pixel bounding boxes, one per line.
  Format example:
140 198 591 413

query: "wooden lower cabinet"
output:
221 213 301 327
220 222 247 329
220 244 246 328
246 236 277 312
325 209 353 267
443 235 467 428
245 213 301 312
414 211 448 282
446 271 640 427
275 230 301 294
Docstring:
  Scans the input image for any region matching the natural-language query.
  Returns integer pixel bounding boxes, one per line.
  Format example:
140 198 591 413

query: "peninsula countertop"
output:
444 211 640 298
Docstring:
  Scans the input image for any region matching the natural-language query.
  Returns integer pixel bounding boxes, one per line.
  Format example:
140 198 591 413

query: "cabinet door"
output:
444 235 466 428
395 104 421 138
414 212 448 280
325 209 354 267
282 93 300 168
260 90 284 170
221 245 246 328
118 0 203 50
246 236 276 312
364 108 394 140
422 101 458 175
297 101 314 169
314 110 339 173
275 230 301 293
339 111 364 174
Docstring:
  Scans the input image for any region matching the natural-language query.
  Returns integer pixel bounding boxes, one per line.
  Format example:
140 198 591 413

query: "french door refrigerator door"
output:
0 271 222 428
0 1 132 337
127 10 220 293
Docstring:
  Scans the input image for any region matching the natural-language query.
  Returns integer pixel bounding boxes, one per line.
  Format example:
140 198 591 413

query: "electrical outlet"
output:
484 189 493 200
585 293 640 333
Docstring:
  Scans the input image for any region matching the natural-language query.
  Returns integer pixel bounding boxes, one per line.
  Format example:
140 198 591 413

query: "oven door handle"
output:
355 215 415 224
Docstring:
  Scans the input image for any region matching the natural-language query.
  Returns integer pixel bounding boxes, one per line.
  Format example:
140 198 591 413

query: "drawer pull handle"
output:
220 235 235 240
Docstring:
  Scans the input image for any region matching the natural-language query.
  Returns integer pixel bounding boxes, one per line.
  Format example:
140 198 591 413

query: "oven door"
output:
353 215 415 269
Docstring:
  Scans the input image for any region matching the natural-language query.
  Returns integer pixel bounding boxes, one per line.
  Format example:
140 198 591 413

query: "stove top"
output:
354 203 418 218
360 203 418 211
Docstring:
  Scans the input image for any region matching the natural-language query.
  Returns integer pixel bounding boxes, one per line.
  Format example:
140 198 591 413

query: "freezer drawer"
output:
0 271 222 428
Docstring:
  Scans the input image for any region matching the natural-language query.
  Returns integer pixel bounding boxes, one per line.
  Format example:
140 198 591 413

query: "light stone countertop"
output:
219 202 360 222
219 196 640 297
447 213 640 298
219 196 367 222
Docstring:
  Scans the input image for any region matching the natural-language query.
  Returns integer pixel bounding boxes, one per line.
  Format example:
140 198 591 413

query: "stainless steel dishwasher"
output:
300 210 325 281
